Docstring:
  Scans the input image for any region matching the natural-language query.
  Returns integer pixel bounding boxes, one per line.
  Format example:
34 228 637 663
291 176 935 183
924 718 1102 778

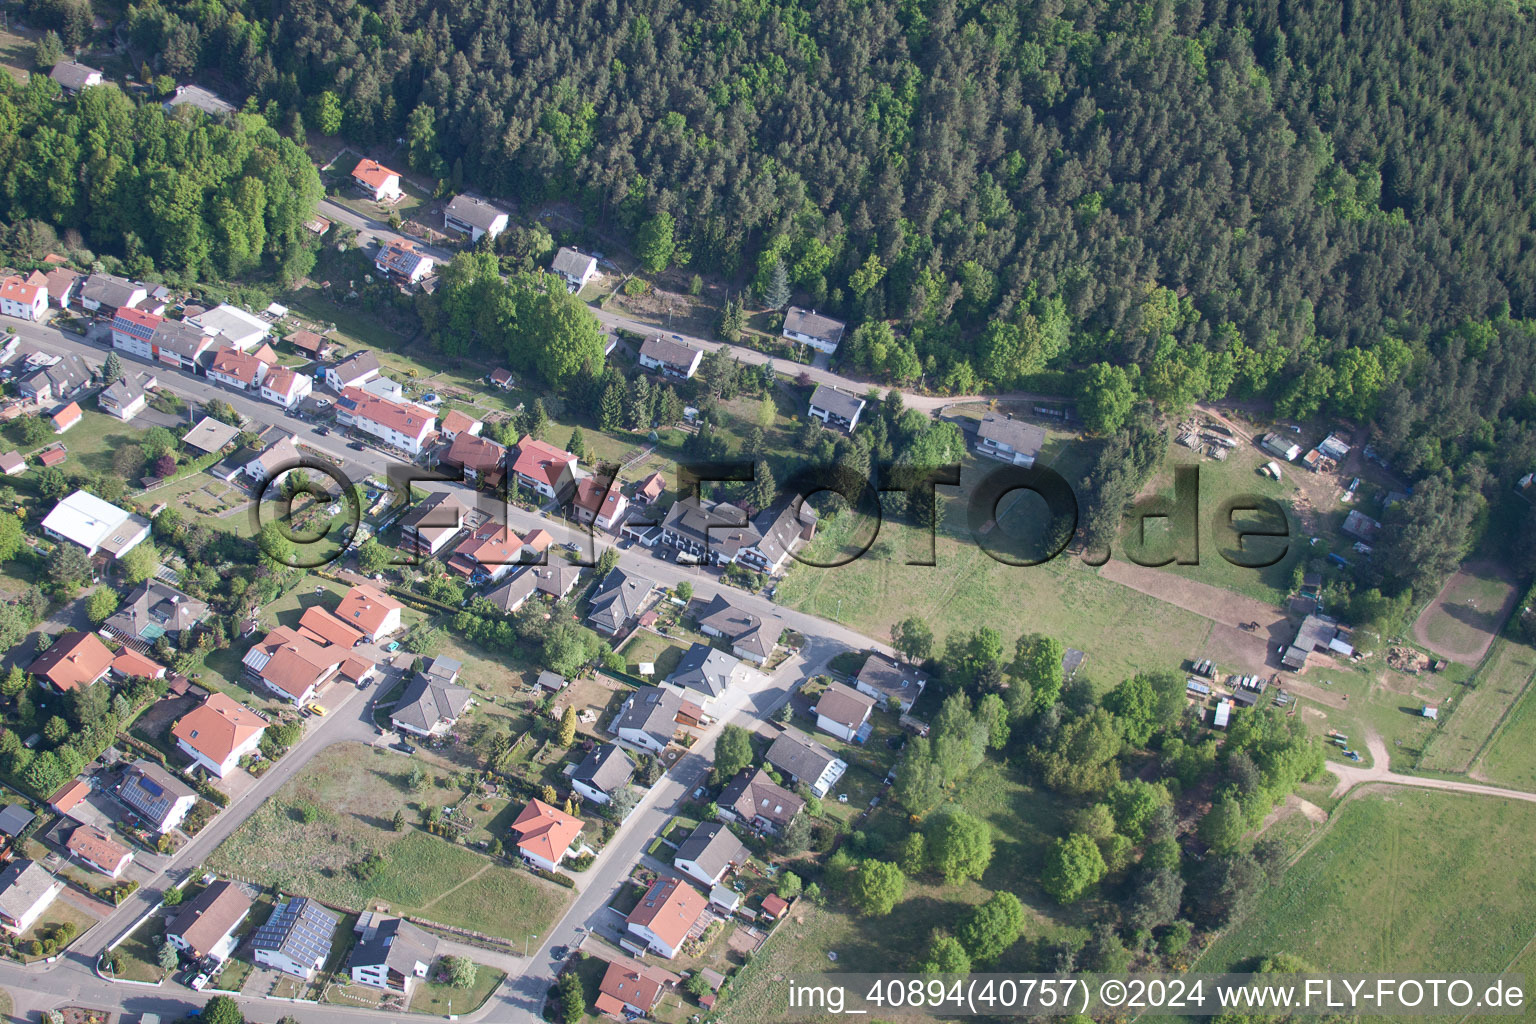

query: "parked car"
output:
348 441 366 451
307 703 327 717
315 425 329 435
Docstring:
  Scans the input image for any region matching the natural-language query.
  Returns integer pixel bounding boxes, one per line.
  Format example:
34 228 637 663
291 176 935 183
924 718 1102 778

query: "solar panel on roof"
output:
139 778 163 797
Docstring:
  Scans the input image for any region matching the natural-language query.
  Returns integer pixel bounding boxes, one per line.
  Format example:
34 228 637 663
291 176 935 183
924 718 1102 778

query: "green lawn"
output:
1475 648 1536 790
779 473 1215 691
410 966 506 1014
1422 637 1536 774
1198 789 1536 979
108 916 172 983
206 743 571 941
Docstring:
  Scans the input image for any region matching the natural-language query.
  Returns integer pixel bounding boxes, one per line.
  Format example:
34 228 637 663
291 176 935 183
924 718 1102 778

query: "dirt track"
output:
1411 559 1520 663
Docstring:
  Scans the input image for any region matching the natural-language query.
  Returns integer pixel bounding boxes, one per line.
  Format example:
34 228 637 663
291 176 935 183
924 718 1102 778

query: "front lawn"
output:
410 964 506 1014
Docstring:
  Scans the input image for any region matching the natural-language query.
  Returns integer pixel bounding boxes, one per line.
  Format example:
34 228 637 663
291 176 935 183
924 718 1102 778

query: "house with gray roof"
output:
854 653 928 712
103 581 209 644
765 729 847 798
611 686 682 754
0 860 63 934
486 563 582 614
550 247 599 292
664 643 747 701
571 743 634 805
781 307 846 354
813 681 877 743
637 336 703 379
252 896 338 979
351 914 438 995
49 61 102 92
586 567 655 636
693 595 776 665
673 822 749 889
391 672 472 738
443 196 509 242
118 759 197 833
807 385 866 432
717 768 803 833
975 412 1046 468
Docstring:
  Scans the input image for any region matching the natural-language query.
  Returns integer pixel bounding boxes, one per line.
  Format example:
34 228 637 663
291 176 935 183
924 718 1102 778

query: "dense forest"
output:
0 71 322 284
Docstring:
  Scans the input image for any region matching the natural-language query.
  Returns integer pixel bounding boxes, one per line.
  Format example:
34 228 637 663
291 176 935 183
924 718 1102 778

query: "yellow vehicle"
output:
306 703 327 717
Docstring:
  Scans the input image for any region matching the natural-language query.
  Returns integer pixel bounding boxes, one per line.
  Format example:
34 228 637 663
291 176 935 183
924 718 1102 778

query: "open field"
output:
1413 561 1520 664
207 743 570 941
1198 788 1536 981
1475 652 1536 790
1421 637 1536 774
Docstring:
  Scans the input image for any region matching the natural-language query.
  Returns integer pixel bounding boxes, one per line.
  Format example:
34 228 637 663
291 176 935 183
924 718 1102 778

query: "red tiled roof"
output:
113 307 163 332
444 432 505 474
760 893 789 918
336 584 402 636
637 472 665 501
627 877 708 951
0 276 43 305
38 448 66 466
111 649 165 679
298 605 365 648
511 799 583 864
441 409 478 435
262 366 301 397
30 631 113 691
50 402 82 429
66 824 131 873
250 626 341 698
210 347 267 384
598 960 666 1014
339 387 435 441
49 779 90 813
522 529 553 552
352 159 399 189
451 524 523 575
172 692 266 765
339 655 373 681
511 436 577 488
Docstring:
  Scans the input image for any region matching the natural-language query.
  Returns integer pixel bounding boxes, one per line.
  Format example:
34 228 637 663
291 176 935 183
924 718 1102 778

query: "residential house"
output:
374 240 434 284
336 585 404 642
781 307 846 354
0 806 33 840
673 822 749 889
717 768 803 834
351 159 403 202
814 682 876 743
49 60 103 92
807 385 865 432
79 273 146 318
853 653 927 712
361 375 407 402
443 196 509 242
765 729 847 798
111 648 166 682
166 880 252 961
660 496 744 563
488 367 515 389
586 567 656 636
98 370 156 421
734 501 817 576
350 914 438 995
242 436 303 487
65 825 133 878
0 274 48 321
187 304 269 352
572 477 628 531
438 408 482 441
550 247 599 293
49 780 91 820
297 606 366 649
625 877 708 959
0 861 63 934
448 522 524 582
633 472 665 506
172 692 267 778
484 562 581 613
975 412 1046 468
511 436 580 502
571 743 634 806
149 320 216 371
595 959 673 1019
399 491 468 556
693 595 776 665
336 387 436 455
665 643 747 702
29 631 114 692
0 453 21 477
43 267 81 309
18 353 91 402
207 347 271 392
118 760 198 832
391 670 473 738
611 686 682 754
537 671 568 692
50 402 82 433
104 581 209 644
252 896 339 979
442 432 506 485
242 626 343 705
637 336 703 380
326 351 382 392
511 799 583 872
